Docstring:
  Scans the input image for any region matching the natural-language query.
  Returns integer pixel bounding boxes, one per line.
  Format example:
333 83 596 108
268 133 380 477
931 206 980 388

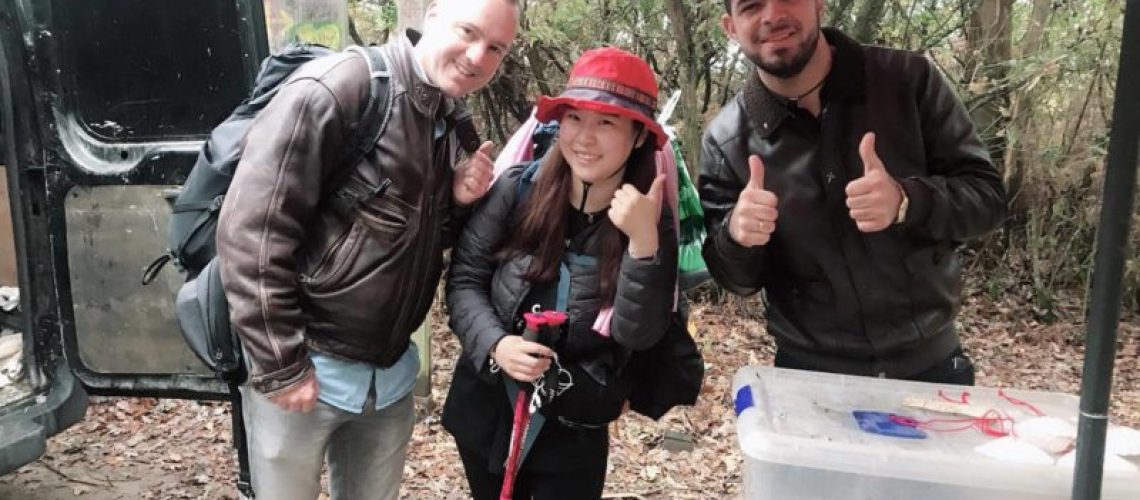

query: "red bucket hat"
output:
535 47 668 150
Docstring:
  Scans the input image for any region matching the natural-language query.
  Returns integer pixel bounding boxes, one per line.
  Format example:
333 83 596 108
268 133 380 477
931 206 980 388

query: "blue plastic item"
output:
852 410 928 439
735 385 755 416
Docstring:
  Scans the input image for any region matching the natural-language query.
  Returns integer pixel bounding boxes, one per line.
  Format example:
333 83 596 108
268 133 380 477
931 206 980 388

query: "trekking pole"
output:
499 311 569 500
500 312 545 500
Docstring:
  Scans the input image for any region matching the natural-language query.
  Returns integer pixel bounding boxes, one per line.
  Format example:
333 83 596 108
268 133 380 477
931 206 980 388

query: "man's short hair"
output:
723 0 732 13
435 0 518 8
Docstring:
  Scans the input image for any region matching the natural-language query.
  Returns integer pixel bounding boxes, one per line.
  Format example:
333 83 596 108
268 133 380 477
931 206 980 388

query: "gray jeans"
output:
240 386 415 500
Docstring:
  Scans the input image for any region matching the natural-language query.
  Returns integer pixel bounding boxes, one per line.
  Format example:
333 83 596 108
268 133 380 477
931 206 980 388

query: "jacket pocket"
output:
300 194 420 342
764 276 836 352
356 193 410 239
903 245 961 337
300 243 417 349
304 194 413 295
300 221 366 291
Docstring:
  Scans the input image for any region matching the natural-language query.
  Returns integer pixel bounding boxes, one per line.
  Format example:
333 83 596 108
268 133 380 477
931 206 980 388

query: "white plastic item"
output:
1106 426 1140 457
975 436 1054 465
1014 416 1077 454
0 333 22 387
1057 449 1137 472
732 366 1140 500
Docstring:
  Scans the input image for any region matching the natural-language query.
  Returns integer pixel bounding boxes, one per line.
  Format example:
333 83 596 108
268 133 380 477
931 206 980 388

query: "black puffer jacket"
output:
442 162 677 469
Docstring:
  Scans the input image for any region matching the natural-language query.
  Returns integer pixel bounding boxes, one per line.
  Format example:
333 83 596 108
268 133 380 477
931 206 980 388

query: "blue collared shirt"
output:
310 343 419 413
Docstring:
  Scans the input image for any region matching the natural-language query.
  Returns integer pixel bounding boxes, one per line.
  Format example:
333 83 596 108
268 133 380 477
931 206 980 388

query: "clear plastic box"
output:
732 366 1140 499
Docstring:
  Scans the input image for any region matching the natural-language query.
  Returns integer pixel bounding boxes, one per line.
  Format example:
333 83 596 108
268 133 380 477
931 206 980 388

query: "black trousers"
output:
457 445 607 500
774 347 976 386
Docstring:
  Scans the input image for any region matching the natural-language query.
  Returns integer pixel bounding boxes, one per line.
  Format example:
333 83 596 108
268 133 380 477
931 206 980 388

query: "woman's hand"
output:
609 174 664 258
492 336 555 382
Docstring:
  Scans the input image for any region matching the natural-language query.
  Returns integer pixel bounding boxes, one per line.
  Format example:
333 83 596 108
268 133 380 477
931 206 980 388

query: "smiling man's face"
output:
722 0 824 79
416 0 519 98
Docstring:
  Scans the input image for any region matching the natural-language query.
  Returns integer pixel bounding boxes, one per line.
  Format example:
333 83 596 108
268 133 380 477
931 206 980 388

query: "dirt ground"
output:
1 287 1138 499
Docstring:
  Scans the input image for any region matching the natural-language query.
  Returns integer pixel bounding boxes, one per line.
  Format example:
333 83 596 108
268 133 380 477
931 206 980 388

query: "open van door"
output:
0 0 267 475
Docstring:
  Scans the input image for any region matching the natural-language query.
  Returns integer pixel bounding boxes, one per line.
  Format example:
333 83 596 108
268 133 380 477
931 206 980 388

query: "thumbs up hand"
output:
611 174 665 258
453 141 496 205
728 155 779 247
845 133 904 233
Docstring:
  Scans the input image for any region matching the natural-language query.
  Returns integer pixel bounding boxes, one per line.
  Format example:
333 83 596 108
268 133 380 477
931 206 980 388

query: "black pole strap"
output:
229 382 255 499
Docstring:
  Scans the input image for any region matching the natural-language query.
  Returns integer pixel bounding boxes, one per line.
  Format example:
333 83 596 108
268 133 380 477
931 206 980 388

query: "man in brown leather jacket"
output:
700 0 1006 384
215 0 518 498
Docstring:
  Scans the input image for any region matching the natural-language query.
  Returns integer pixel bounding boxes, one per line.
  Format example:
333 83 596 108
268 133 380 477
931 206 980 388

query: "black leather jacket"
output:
700 29 1006 378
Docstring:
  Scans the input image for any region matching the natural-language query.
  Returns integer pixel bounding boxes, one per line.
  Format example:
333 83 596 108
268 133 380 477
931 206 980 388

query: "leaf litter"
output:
0 283 1137 499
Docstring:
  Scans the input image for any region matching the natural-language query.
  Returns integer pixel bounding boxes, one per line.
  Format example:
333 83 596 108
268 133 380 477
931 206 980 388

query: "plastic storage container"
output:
732 366 1140 499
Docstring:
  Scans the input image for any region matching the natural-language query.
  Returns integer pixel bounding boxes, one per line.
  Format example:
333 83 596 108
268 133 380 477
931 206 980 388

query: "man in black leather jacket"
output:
700 0 1007 383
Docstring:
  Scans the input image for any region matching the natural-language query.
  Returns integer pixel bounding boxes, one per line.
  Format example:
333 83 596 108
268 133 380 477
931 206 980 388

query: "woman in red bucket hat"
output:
441 46 681 499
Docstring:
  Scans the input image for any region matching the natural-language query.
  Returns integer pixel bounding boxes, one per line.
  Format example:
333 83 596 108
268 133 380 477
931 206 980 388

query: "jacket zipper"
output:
821 103 869 349
392 194 435 338
391 120 444 341
412 196 438 321
507 270 534 332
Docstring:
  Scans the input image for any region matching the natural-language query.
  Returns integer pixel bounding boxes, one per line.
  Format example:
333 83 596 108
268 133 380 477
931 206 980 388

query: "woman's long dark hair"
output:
498 130 658 307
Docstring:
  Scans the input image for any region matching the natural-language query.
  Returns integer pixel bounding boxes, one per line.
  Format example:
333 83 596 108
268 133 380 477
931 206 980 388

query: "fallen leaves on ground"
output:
1 283 1137 499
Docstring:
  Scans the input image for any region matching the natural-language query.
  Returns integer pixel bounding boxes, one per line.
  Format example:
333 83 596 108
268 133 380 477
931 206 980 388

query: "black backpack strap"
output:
142 195 226 285
516 160 543 202
446 102 482 154
229 380 255 498
326 46 394 217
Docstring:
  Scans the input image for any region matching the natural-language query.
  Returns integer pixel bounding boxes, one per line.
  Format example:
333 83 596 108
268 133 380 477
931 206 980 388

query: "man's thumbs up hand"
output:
747 153 766 190
859 132 886 176
611 174 666 258
453 140 496 205
845 133 904 233
728 155 780 247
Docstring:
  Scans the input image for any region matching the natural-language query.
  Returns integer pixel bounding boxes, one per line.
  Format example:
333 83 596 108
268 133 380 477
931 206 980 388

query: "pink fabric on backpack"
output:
492 112 539 183
592 136 682 337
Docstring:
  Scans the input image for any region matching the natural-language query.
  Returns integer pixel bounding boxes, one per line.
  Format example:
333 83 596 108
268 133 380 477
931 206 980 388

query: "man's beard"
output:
745 27 820 79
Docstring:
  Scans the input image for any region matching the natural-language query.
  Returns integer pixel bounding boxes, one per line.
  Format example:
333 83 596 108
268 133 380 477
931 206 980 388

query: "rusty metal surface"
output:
64 185 208 376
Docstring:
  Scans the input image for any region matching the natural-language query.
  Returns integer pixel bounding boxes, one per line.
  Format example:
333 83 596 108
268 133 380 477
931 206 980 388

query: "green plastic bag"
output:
673 142 707 275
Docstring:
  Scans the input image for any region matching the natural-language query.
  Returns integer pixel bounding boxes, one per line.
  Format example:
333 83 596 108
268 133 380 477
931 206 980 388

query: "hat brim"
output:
535 95 668 150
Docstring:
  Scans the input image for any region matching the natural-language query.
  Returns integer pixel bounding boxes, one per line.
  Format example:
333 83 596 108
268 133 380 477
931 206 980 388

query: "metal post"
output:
1072 1 1140 498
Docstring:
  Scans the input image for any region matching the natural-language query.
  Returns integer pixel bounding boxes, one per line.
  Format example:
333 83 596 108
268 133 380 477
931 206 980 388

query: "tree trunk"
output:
526 42 553 98
831 0 859 30
852 0 888 43
665 0 702 179
963 0 1013 173
1001 0 1053 212
396 0 428 33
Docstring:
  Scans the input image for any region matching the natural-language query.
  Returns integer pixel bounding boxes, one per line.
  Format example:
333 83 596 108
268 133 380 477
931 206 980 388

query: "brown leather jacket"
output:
217 32 465 396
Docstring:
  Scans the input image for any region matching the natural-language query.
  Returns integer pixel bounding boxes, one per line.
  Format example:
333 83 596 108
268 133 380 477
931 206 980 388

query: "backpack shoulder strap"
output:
326 45 394 216
515 160 543 203
343 45 393 164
